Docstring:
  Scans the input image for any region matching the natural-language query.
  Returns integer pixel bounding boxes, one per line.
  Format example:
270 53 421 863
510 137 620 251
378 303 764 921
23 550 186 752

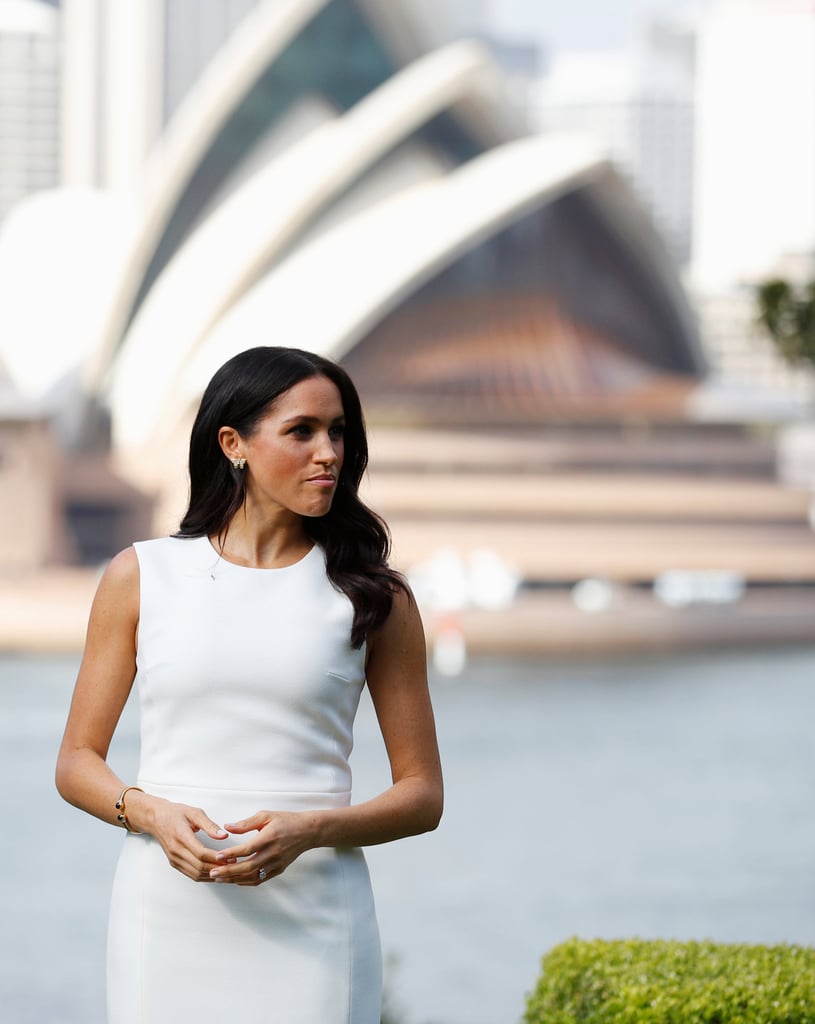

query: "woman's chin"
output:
301 497 335 518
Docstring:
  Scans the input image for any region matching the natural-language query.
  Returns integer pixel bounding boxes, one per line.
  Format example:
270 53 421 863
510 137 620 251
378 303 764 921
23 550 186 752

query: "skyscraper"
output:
162 0 263 119
60 0 266 197
409 0 488 37
533 19 696 268
0 0 60 222
61 0 164 195
692 0 815 290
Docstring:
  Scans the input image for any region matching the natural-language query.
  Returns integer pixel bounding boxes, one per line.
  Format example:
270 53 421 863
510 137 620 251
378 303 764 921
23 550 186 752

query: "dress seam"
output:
136 779 352 797
138 836 146 1024
336 849 354 1024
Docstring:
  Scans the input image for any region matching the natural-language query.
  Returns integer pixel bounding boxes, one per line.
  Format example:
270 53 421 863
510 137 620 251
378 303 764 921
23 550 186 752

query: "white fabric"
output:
107 536 381 1023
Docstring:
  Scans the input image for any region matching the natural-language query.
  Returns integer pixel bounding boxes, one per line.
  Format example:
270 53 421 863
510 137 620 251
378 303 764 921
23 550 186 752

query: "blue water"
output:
2 648 814 1024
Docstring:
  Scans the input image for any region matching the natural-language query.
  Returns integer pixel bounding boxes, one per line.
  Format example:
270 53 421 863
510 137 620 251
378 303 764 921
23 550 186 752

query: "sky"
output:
485 0 714 54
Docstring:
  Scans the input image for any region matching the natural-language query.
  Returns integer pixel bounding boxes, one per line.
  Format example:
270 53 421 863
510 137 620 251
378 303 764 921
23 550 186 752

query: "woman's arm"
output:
56 548 229 880
210 585 443 884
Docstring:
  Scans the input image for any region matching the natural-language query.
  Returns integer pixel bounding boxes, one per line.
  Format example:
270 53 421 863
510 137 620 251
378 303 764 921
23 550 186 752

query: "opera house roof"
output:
0 0 705 454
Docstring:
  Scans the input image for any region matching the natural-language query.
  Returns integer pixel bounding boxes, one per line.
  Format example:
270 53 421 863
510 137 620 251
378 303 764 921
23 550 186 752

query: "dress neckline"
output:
203 535 319 574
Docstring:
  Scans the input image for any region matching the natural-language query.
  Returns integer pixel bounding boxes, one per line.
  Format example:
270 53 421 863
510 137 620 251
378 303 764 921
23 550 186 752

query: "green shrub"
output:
525 937 815 1024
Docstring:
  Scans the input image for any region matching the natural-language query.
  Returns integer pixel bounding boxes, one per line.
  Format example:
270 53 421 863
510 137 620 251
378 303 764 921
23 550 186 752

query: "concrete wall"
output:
0 418 64 572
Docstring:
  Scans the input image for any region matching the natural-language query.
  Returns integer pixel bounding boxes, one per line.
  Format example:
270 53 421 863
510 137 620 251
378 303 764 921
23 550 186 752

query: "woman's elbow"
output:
419 782 444 834
54 747 83 807
54 754 72 804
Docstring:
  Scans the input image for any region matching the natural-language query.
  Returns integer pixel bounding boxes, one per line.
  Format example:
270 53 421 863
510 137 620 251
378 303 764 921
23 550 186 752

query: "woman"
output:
56 346 443 1023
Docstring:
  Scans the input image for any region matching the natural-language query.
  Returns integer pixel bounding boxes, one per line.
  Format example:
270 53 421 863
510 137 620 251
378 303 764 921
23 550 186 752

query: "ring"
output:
258 867 267 881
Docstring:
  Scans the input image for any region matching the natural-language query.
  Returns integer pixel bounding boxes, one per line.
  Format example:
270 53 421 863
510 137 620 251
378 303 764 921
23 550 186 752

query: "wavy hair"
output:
176 346 405 647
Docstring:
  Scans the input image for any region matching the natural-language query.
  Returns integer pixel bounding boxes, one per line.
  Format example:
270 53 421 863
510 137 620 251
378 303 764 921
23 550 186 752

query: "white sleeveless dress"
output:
107 536 382 1024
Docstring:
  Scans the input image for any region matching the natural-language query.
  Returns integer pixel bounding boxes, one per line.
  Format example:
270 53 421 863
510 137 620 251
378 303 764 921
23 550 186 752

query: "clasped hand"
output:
148 798 314 886
210 810 315 885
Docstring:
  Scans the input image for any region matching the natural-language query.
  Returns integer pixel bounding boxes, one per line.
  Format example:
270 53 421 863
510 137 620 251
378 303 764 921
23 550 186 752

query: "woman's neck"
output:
213 507 311 569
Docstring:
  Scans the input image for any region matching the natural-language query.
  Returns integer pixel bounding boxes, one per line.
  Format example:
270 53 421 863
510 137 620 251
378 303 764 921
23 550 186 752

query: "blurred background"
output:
1 1 814 1022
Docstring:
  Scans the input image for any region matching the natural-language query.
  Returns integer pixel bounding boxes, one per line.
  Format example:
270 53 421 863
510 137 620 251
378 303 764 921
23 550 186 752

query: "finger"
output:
182 832 222 860
181 840 232 881
214 839 255 862
164 839 216 881
168 823 233 870
209 854 257 883
179 810 232 865
200 846 237 865
224 813 267 835
212 862 279 886
189 810 229 840
235 861 287 886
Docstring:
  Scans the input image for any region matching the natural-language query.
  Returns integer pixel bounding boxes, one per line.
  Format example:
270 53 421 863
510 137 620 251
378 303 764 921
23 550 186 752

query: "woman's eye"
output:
288 423 343 439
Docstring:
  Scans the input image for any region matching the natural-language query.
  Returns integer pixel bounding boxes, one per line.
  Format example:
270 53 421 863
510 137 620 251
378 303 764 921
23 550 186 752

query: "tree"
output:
755 277 815 369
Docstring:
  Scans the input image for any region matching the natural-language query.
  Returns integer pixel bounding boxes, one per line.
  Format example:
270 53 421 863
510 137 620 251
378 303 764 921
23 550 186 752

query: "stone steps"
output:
362 472 811 522
385 518 815 583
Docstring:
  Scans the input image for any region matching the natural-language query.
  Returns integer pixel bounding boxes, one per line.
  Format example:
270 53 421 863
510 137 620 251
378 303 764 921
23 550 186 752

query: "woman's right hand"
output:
128 791 233 882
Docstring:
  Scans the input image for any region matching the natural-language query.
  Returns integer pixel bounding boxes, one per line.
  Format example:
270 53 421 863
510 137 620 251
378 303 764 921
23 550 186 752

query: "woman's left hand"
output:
208 811 315 885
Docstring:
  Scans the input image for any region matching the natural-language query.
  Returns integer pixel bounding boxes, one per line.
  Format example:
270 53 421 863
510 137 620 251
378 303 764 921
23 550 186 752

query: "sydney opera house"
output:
3 0 813 650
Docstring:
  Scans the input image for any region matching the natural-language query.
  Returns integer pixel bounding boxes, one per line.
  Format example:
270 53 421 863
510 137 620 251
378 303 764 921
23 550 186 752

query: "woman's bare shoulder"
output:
90 547 140 620
367 580 425 664
390 580 420 620
102 546 139 586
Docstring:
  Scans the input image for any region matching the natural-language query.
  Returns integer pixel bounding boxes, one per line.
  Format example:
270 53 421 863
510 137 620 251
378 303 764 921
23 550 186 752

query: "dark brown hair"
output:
176 346 405 647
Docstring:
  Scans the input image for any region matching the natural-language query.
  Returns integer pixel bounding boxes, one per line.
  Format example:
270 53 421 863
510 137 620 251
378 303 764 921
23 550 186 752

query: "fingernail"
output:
215 853 226 862
210 870 222 881
213 828 228 837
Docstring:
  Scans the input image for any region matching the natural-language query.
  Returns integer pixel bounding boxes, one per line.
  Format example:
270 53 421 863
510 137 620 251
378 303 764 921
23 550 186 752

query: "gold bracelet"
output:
115 785 144 834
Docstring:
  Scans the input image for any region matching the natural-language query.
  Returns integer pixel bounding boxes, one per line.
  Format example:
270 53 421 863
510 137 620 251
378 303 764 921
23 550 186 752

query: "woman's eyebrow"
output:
281 414 346 425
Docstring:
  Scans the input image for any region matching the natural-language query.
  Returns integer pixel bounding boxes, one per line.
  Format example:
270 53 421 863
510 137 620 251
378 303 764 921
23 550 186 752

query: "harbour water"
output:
2 647 814 1024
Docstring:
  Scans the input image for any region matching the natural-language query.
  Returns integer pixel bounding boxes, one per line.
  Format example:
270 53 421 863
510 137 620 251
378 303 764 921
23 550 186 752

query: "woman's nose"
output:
314 433 337 463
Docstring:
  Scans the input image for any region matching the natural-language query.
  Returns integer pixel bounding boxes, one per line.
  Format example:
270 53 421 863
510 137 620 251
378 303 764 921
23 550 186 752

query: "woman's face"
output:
232 375 346 519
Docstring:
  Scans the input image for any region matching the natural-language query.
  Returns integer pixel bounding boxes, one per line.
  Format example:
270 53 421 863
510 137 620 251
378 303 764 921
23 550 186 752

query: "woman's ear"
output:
217 426 242 460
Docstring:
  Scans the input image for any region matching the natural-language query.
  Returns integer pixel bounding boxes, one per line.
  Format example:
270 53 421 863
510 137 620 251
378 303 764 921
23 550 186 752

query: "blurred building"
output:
3 0 706 568
411 0 544 111
533 19 695 268
695 288 815 412
343 170 702 426
61 0 272 196
692 0 815 291
61 0 161 196
411 0 487 37
0 0 60 223
0 0 813 654
689 0 815 409
0 356 152 571
163 0 266 120
0 371 62 571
